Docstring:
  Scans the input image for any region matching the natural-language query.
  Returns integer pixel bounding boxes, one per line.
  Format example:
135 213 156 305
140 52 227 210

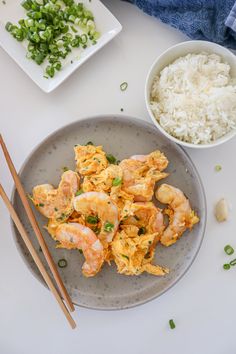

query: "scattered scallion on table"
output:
223 263 230 270
169 319 176 329
215 164 222 172
224 245 234 255
230 258 236 266
120 81 128 91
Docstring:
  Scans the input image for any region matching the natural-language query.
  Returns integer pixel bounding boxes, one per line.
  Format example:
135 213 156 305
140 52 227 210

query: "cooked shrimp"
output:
130 150 168 171
120 150 168 201
32 170 80 221
55 223 104 277
73 191 119 243
74 144 108 176
155 184 199 246
122 202 165 236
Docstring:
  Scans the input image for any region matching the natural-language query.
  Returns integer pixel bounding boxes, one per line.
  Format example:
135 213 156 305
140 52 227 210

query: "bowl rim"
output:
10 114 207 310
145 40 236 149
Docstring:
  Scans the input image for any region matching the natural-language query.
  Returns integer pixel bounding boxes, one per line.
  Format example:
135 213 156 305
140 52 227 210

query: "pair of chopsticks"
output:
0 135 76 329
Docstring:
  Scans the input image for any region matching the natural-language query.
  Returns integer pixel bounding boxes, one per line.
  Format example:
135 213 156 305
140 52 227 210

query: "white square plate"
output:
0 0 122 92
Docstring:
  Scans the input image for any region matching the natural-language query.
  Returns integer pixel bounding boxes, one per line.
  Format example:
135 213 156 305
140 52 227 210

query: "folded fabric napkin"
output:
126 0 236 49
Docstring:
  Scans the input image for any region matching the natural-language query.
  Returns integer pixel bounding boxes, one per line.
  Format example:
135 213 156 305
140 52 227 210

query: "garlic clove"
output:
215 198 228 222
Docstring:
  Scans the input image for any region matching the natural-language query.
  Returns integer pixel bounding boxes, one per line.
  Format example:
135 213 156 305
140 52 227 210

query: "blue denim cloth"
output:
126 0 236 49
226 1 236 33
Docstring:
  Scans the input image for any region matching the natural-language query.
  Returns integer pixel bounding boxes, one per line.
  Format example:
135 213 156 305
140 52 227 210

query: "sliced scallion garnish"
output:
86 215 99 224
104 221 114 232
224 245 234 255
229 258 236 266
169 319 176 329
120 81 128 91
215 165 222 172
75 189 84 196
138 226 146 235
223 263 230 270
106 154 117 164
58 258 67 268
112 177 122 186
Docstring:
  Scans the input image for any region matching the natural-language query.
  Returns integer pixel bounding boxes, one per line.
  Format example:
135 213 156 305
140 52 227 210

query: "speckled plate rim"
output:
10 114 207 310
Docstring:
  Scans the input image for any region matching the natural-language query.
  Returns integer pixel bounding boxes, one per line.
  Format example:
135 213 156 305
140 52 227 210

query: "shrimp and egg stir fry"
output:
31 143 199 277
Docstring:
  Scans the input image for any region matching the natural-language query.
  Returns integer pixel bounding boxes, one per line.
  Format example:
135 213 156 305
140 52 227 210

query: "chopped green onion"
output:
21 0 32 10
215 165 222 172
92 226 101 235
5 0 99 78
169 319 176 329
46 65 55 78
223 263 231 270
53 61 62 71
134 215 140 221
78 249 83 254
112 177 122 186
138 226 146 235
106 154 117 164
230 258 236 266
86 215 99 224
38 203 44 207
81 33 87 44
70 25 78 33
85 141 94 146
5 22 13 32
120 81 128 91
62 166 69 172
120 108 124 112
224 245 234 255
58 258 67 268
104 222 114 232
75 189 83 196
122 254 129 260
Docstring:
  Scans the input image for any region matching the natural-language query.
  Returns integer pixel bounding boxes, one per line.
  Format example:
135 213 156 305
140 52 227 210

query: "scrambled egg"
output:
83 165 122 193
74 144 108 175
112 225 169 276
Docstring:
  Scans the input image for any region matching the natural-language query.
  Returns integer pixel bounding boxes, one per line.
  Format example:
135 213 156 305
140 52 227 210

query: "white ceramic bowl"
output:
145 40 236 149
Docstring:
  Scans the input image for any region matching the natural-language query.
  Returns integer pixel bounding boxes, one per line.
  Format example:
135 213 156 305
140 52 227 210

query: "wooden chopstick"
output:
0 184 76 329
0 134 75 313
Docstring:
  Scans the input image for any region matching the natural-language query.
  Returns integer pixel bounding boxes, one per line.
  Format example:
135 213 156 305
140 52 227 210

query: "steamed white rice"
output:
150 52 236 144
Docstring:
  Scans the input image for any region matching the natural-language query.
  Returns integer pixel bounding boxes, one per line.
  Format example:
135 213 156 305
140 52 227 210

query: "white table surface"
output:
1 1 236 353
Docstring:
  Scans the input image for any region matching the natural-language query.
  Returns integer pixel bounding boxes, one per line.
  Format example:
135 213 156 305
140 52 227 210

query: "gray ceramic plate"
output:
12 115 206 310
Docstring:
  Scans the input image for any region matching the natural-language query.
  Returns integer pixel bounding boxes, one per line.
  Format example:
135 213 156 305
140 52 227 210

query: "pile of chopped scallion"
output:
5 0 100 78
